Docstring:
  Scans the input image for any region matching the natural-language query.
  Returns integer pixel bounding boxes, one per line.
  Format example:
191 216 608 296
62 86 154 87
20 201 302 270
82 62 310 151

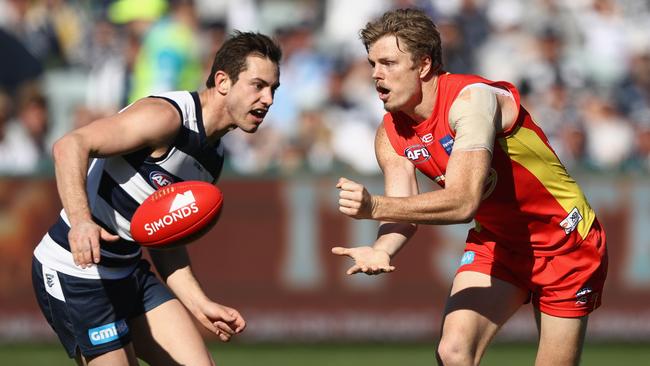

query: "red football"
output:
130 181 223 247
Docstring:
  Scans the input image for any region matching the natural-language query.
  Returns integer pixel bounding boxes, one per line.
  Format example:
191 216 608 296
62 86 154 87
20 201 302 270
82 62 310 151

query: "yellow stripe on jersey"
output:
498 126 595 240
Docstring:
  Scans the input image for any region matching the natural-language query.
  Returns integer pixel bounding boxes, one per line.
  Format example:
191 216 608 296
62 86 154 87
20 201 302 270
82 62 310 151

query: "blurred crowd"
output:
1 0 650 177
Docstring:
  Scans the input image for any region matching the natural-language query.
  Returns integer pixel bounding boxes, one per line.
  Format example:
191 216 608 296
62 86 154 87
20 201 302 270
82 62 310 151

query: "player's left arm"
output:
342 86 498 224
149 247 245 341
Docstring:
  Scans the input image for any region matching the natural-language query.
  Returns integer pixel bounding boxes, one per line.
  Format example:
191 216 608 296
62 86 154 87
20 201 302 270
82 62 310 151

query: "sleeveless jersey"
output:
383 73 595 256
34 91 224 279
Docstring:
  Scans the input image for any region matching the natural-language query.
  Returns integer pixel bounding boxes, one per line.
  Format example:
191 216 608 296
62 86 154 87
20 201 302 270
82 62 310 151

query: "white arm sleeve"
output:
448 84 501 154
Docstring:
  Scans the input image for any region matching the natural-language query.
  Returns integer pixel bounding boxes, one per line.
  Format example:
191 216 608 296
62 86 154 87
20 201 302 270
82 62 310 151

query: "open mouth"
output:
250 108 268 120
376 85 390 100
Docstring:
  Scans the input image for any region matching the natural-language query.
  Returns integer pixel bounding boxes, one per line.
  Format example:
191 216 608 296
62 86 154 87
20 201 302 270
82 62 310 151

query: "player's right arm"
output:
331 124 418 275
52 98 182 268
150 246 246 341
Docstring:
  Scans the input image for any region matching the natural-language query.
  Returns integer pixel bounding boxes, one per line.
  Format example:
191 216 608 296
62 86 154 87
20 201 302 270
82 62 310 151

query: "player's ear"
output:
214 71 231 95
419 55 432 79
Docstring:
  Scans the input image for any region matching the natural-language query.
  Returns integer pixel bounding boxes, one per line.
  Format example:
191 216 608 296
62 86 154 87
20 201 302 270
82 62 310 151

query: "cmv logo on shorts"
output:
149 171 174 189
88 319 129 345
460 251 475 266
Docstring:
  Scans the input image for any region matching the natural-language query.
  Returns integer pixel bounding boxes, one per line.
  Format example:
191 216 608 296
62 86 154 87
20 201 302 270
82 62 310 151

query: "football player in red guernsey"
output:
331 9 607 366
31 32 280 366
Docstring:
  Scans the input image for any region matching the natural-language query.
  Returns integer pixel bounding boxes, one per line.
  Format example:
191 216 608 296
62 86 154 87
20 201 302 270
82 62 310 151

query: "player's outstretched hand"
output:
337 177 375 219
331 246 395 275
196 301 246 342
68 220 120 268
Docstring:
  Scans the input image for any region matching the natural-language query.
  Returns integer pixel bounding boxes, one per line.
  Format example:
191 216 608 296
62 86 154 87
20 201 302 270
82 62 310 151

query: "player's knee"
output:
436 338 477 366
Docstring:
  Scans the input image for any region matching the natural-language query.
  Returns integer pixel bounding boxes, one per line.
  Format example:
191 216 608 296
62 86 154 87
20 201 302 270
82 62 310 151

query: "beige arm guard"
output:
448 85 499 154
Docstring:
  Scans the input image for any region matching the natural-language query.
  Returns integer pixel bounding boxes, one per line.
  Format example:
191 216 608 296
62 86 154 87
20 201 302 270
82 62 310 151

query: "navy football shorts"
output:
31 257 175 358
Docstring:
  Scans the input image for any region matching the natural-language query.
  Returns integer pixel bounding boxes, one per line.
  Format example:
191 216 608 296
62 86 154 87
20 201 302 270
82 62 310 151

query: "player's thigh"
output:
130 299 214 366
32 258 140 360
79 344 138 366
535 310 588 366
439 271 528 360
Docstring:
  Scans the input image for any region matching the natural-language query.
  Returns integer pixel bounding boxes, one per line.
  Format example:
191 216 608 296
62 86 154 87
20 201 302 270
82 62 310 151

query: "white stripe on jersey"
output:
157 147 215 182
157 91 200 133
104 157 156 204
60 209 71 226
34 234 137 280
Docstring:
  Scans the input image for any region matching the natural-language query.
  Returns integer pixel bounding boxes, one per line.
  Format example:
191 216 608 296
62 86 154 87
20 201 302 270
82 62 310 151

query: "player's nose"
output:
260 88 273 107
371 65 383 80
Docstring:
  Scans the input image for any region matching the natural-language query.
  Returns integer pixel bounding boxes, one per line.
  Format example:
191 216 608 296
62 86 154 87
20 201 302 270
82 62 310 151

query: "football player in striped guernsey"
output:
332 9 607 366
32 31 281 365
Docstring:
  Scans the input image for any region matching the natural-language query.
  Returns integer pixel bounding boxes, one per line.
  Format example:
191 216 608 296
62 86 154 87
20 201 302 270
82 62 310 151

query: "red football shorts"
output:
456 220 608 318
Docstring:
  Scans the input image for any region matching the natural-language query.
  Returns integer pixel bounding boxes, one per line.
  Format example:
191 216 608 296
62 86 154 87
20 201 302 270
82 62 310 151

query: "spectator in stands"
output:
576 0 631 89
0 28 43 94
614 51 650 119
0 83 50 175
128 0 202 102
581 94 636 171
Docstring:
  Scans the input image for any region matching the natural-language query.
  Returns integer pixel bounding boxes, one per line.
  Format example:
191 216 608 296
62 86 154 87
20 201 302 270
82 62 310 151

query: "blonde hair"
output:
360 8 442 72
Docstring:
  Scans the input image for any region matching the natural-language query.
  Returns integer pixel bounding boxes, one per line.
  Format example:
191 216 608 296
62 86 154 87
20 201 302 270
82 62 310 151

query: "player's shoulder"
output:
152 90 194 102
443 73 492 93
445 73 518 100
444 72 494 84
112 97 184 138
375 118 402 159
127 97 179 121
133 90 195 117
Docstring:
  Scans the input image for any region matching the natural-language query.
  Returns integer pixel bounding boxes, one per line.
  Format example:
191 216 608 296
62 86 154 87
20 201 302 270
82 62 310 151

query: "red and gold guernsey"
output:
383 73 596 256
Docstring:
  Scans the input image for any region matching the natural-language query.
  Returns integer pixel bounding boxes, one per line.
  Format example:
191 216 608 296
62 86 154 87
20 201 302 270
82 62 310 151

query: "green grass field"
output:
1 342 648 365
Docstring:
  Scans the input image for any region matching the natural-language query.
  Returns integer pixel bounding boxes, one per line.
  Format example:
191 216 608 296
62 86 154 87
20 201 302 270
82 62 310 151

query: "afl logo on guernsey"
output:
149 171 174 189
405 145 431 164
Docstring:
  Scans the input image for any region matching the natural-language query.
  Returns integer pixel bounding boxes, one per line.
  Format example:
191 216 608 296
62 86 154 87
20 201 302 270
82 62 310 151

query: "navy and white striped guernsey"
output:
34 91 224 279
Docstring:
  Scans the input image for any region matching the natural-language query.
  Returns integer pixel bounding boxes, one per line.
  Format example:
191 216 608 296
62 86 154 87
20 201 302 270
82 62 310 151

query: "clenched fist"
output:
336 177 376 219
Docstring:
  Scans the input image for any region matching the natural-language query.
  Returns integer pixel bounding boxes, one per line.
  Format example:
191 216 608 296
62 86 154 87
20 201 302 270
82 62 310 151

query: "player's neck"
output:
198 88 229 144
403 74 439 124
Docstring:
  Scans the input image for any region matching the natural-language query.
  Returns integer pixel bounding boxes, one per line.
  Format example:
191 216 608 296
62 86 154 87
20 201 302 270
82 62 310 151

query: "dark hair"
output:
205 31 282 88
17 81 47 111
360 8 442 72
